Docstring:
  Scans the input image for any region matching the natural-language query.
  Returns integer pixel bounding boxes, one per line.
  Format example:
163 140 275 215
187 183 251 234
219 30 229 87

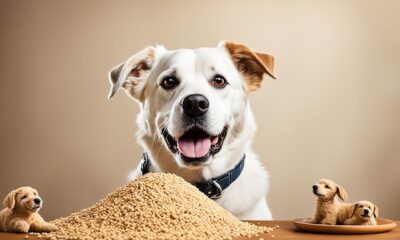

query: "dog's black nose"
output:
34 198 41 204
364 209 369 214
312 185 318 191
182 94 209 117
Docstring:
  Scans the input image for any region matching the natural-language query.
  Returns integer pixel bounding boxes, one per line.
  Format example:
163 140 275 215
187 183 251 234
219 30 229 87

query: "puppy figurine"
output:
309 179 354 225
344 201 378 225
0 187 57 233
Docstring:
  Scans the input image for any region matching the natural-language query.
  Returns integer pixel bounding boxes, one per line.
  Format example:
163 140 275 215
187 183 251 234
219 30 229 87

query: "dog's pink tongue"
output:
177 138 211 158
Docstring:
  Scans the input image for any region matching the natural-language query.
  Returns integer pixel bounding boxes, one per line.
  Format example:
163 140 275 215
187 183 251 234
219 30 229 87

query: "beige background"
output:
1 0 399 221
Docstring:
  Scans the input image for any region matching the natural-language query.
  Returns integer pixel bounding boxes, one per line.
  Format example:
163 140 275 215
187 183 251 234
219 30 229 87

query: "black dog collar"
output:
140 153 245 199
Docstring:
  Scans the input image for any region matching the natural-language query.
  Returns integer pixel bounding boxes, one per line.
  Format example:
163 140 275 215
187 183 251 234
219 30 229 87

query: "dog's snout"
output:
34 198 41 204
312 185 318 191
364 209 369 214
182 94 209 117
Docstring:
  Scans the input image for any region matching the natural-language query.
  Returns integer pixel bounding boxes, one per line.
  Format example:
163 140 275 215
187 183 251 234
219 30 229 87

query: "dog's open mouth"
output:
162 126 228 163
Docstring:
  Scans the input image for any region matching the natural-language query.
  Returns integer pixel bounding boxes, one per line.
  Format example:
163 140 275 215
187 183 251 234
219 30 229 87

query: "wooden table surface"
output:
0 220 399 240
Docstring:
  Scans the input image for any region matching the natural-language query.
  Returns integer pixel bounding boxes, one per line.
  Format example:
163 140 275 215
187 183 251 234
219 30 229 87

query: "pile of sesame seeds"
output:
33 173 274 239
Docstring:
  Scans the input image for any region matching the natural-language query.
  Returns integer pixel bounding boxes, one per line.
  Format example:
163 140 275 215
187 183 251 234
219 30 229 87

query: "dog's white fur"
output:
108 41 276 220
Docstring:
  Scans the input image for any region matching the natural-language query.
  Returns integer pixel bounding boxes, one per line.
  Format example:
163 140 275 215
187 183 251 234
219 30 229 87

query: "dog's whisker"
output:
154 139 164 164
150 113 165 149
150 114 170 161
149 128 158 149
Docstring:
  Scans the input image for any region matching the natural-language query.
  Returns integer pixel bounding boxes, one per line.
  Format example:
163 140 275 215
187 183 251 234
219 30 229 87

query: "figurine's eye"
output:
325 185 330 189
160 76 180 90
211 74 228 88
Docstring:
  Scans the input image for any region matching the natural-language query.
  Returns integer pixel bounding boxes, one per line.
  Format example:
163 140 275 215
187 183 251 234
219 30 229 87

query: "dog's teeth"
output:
211 136 219 145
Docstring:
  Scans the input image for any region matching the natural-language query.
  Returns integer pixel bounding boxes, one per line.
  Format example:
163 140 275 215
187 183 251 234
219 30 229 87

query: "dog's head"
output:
3 187 42 213
351 200 379 220
108 41 275 168
312 179 348 201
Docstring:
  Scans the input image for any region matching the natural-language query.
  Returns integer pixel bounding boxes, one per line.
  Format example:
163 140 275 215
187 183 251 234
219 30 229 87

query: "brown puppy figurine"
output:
0 187 57 233
309 179 354 225
344 201 378 225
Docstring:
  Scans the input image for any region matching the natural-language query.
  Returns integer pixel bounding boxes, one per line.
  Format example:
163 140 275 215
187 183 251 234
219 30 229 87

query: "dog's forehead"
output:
194 47 230 62
319 179 334 185
17 186 35 194
159 47 231 72
359 200 372 206
162 48 194 63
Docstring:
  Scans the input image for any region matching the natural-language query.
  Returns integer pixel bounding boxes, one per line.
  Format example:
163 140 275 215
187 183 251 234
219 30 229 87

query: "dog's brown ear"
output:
222 41 276 91
3 190 17 209
336 185 348 201
373 205 379 218
108 45 166 101
350 204 357 218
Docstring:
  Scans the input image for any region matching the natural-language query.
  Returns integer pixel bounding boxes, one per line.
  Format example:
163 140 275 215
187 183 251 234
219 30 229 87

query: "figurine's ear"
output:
350 203 358 218
3 190 17 209
336 185 348 201
221 41 276 91
373 205 379 218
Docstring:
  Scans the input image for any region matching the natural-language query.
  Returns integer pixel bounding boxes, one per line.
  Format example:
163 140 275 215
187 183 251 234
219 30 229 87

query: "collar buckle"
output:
141 152 245 200
209 180 222 199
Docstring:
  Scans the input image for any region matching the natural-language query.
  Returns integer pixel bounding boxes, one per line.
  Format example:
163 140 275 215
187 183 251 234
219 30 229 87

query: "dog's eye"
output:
160 76 179 90
325 185 330 189
211 74 228 88
21 195 27 199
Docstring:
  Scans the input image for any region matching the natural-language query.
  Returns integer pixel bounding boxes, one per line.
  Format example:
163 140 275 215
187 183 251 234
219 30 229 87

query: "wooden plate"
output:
293 218 397 234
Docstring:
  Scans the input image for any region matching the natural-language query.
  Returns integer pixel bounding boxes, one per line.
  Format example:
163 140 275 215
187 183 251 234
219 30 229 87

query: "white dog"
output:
108 41 276 220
